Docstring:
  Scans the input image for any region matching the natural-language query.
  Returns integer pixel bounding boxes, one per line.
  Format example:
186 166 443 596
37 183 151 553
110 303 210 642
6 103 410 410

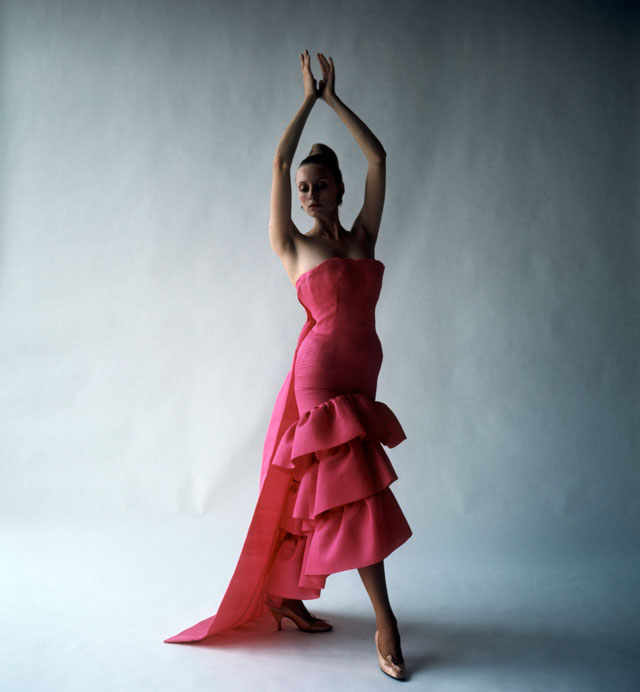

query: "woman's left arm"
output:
317 54 386 247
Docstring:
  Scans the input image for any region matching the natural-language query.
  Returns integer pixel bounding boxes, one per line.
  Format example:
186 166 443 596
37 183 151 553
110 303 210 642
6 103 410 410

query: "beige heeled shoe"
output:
268 602 333 633
375 630 406 680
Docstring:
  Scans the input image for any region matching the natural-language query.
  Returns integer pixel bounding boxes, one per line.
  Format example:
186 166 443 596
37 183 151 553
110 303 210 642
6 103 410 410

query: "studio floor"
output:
3 516 639 692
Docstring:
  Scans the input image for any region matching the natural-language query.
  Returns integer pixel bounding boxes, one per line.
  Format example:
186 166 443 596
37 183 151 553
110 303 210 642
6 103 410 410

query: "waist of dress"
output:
309 319 378 335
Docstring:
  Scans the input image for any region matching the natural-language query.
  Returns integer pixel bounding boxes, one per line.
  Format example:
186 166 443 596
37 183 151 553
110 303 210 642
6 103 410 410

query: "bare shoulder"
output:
269 218 304 257
347 224 376 256
271 228 301 284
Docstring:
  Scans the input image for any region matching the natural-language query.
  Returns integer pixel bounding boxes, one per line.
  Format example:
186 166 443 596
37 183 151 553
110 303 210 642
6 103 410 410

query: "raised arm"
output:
317 54 386 247
269 51 319 259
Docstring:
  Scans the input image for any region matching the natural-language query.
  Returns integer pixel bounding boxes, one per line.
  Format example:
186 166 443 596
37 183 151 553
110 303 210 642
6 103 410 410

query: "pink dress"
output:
165 257 411 643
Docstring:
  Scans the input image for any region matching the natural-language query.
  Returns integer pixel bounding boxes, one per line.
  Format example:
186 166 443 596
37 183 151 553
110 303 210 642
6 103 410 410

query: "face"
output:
296 164 344 215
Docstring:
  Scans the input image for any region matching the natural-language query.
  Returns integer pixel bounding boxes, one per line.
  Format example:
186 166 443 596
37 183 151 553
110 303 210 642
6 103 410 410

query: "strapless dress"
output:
165 257 412 643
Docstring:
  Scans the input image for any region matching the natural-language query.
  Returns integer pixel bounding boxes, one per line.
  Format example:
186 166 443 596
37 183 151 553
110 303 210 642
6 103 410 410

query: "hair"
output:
298 143 344 205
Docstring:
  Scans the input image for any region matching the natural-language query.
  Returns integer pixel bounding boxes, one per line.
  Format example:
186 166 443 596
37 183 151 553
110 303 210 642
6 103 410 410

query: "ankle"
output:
264 595 283 609
376 613 398 632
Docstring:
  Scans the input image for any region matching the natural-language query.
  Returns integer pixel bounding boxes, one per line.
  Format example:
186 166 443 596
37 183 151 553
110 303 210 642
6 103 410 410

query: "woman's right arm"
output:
269 51 318 259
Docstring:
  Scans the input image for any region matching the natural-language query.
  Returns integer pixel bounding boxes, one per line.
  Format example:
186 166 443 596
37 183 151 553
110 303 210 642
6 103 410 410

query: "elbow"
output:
273 155 291 171
369 148 386 165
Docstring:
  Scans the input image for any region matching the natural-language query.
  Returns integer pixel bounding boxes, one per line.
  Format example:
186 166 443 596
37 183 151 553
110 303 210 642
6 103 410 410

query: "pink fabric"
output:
164 257 412 644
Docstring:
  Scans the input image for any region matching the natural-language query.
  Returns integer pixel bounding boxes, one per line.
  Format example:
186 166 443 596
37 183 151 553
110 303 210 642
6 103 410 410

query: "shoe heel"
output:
269 608 283 631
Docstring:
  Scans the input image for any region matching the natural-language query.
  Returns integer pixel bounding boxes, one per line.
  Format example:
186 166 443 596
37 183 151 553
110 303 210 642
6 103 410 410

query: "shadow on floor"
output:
174 609 640 685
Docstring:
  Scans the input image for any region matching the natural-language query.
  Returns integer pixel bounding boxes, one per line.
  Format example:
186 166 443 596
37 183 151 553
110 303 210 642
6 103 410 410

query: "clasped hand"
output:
300 49 336 103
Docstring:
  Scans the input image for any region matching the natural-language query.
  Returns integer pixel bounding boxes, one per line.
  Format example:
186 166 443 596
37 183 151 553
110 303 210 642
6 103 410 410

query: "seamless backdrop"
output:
1 1 639 690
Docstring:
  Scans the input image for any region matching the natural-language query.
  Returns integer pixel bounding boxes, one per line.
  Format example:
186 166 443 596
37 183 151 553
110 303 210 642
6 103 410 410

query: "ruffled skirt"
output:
263 392 412 600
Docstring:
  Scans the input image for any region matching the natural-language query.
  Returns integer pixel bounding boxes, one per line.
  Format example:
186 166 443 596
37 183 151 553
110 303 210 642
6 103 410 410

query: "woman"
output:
165 51 411 681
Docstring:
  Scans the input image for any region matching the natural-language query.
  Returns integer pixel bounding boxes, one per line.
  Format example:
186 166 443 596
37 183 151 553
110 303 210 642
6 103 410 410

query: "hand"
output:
317 53 337 105
300 49 320 99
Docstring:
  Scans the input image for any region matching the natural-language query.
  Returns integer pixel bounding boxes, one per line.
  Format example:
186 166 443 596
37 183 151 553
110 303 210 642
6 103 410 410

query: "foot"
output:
376 619 404 665
281 599 317 625
266 598 333 633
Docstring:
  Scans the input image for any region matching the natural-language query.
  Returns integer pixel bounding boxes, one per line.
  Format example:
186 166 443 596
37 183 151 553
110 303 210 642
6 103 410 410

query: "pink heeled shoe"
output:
375 630 406 680
268 602 333 633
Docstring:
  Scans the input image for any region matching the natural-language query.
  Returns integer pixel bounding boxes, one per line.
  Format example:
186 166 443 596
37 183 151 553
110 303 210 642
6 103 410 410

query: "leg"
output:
358 560 404 664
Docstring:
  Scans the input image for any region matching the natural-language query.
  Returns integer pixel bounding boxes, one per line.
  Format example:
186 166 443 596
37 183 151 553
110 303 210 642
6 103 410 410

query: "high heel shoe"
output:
267 602 333 633
375 630 406 680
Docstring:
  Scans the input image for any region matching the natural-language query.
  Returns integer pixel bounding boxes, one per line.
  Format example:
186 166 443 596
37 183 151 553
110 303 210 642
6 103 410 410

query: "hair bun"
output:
308 143 339 166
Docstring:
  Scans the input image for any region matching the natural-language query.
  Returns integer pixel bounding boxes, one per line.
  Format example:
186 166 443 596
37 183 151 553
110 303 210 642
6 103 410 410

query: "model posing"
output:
165 51 412 681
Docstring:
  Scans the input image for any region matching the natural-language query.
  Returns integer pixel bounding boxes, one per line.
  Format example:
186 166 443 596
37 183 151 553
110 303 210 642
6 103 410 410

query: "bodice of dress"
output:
295 257 385 335
293 257 386 407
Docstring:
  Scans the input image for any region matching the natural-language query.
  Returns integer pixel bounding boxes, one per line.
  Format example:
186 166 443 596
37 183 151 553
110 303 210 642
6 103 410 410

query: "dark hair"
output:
298 143 344 205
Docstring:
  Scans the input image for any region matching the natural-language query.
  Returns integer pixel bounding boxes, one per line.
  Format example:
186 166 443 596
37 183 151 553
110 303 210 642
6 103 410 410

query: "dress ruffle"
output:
263 392 412 600
271 393 407 474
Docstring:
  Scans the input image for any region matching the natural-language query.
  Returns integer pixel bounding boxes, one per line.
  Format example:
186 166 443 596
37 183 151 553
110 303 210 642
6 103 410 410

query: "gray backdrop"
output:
1 1 638 690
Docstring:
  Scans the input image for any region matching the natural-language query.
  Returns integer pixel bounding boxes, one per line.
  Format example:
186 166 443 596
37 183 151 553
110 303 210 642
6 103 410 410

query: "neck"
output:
309 211 343 240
